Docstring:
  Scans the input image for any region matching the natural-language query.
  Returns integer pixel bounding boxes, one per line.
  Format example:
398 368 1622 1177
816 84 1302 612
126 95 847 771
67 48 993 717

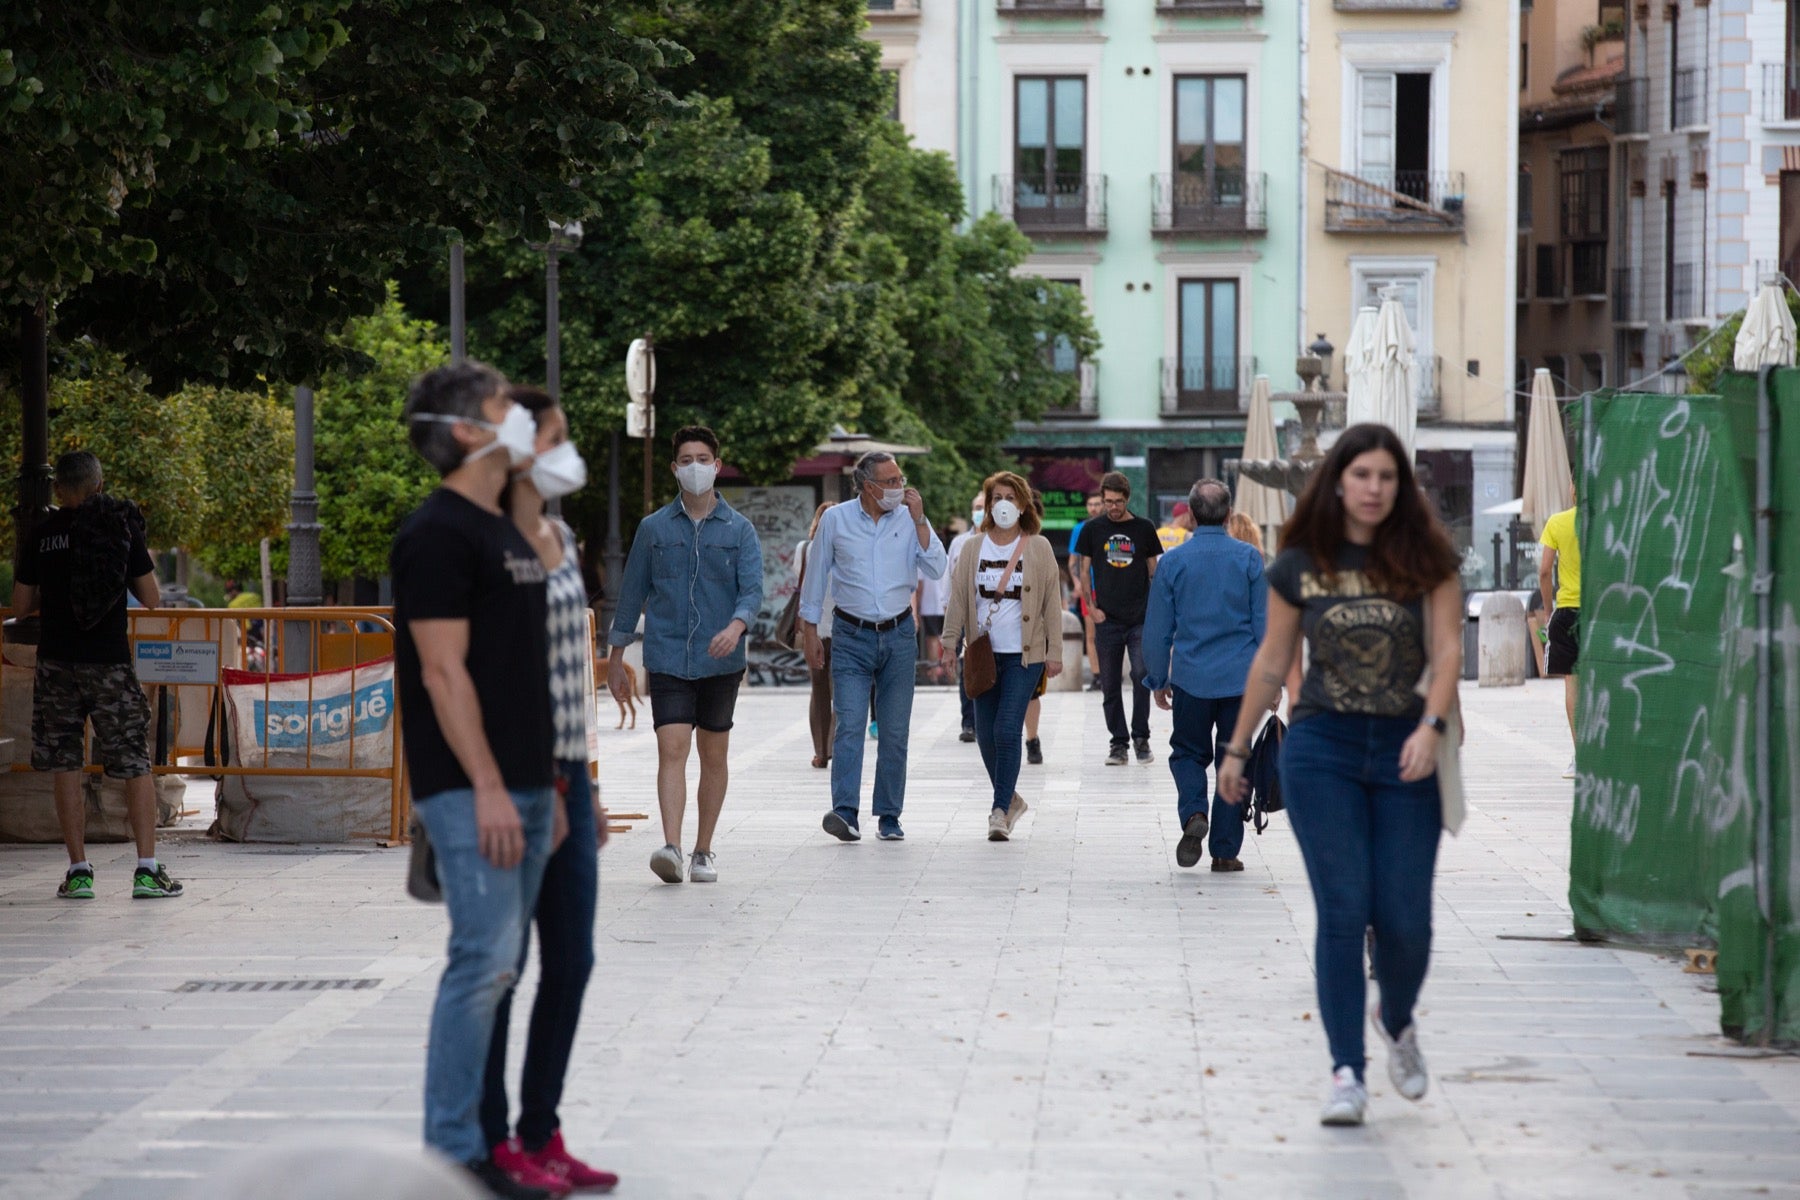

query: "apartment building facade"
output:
1611 0 1800 377
1517 0 1623 402
1301 0 1520 560
869 0 1304 529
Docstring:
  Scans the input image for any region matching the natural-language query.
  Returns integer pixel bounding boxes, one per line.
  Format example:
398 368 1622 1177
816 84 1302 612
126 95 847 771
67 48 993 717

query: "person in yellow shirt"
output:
1538 488 1581 779
1156 502 1193 552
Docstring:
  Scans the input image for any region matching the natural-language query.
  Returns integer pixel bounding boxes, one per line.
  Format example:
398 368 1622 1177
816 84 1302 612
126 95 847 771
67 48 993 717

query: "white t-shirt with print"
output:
975 535 1026 653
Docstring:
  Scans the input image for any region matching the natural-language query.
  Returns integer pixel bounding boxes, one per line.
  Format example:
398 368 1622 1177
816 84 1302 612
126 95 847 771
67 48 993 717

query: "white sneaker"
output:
1319 1066 1368 1126
1370 1005 1429 1100
1563 758 1577 779
1005 792 1030 832
689 850 718 883
649 844 684 883
987 807 1010 842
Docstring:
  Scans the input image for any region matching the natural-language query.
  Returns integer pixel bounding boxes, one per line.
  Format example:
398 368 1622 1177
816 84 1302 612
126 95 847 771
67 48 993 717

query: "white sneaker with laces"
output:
1319 1066 1368 1126
1370 1005 1428 1100
1005 792 1030 832
689 850 718 883
649 844 685 883
987 808 1010 841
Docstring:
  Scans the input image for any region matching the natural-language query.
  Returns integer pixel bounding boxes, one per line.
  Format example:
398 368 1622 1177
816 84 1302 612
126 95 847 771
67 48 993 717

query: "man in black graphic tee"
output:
391 360 558 1200
1070 471 1164 765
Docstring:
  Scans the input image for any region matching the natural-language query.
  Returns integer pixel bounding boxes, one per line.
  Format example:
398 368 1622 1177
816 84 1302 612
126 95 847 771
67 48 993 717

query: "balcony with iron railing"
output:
1612 267 1644 325
997 0 1101 13
1159 356 1257 416
1666 262 1703 320
1615 78 1649 136
1042 361 1099 419
1762 62 1800 122
1416 354 1443 417
1156 0 1261 10
994 174 1108 236
866 0 922 16
1322 168 1465 233
1673 68 1708 129
1535 253 1563 301
1569 244 1608 298
1150 172 1267 236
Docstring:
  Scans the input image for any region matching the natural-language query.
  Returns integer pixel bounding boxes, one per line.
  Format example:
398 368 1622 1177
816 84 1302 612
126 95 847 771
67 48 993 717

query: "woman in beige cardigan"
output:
939 471 1063 840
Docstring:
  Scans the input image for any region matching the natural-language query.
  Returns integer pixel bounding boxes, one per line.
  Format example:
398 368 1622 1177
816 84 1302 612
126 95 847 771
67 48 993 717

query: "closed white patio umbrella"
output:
1733 281 1797 371
1520 368 1574 537
1342 305 1380 427
1237 374 1289 550
1365 293 1418 459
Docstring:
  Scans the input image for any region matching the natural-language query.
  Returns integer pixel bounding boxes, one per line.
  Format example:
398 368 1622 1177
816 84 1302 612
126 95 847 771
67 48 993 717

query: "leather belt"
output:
834 608 911 633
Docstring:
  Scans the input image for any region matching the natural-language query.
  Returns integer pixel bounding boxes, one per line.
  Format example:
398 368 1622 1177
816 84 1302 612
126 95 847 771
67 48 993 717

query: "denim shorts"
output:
648 670 744 732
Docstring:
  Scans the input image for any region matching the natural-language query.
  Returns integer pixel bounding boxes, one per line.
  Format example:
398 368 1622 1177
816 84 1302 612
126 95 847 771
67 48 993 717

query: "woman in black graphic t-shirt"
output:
1217 423 1463 1129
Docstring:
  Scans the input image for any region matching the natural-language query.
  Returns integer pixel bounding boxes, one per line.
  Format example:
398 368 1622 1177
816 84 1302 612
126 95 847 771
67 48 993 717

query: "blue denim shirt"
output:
1141 526 1266 699
608 496 764 679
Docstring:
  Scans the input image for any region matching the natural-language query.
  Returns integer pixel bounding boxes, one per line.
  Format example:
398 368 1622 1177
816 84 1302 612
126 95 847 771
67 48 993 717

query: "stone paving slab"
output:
0 679 1796 1200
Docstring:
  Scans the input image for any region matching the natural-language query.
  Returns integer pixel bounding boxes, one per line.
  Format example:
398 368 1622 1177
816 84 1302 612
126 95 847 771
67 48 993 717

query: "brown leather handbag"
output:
962 537 1025 699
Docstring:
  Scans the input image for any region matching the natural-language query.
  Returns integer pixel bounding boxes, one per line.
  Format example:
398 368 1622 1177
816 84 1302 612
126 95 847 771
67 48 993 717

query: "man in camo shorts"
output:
11 451 176 900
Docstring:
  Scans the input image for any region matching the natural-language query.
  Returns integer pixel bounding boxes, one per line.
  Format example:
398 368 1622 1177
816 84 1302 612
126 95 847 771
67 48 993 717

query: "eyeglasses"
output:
872 475 907 489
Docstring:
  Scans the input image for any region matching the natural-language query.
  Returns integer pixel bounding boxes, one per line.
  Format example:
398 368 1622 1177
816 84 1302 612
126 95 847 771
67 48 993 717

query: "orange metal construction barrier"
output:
1 607 409 843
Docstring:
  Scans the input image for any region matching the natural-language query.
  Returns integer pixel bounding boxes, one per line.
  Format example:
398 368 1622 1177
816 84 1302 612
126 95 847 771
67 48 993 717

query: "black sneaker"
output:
1176 814 1210 868
1105 745 1128 766
1025 738 1043 765
1134 738 1154 764
465 1157 554 1200
822 811 861 842
959 727 976 743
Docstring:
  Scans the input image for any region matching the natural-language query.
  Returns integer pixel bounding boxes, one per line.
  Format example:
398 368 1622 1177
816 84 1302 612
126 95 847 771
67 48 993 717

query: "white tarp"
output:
214 658 396 842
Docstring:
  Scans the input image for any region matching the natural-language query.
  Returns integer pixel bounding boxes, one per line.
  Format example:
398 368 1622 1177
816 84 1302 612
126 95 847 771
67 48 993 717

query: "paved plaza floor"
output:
2 679 1798 1200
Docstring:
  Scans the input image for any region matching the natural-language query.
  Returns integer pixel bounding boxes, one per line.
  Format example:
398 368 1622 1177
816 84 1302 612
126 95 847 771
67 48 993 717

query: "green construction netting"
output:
1568 383 1783 1041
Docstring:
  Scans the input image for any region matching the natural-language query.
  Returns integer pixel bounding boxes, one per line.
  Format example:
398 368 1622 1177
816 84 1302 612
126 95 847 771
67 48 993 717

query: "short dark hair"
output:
1100 471 1130 498
1188 479 1231 525
508 384 558 426
672 425 719 459
54 450 103 495
405 361 507 476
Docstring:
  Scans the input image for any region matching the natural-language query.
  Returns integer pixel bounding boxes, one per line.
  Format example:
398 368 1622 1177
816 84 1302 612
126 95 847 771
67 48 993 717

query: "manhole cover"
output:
176 978 380 993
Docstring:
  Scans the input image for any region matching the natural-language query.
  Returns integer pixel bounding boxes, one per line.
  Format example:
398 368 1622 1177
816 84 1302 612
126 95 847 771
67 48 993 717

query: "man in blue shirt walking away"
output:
608 426 764 885
798 451 948 842
1143 479 1268 872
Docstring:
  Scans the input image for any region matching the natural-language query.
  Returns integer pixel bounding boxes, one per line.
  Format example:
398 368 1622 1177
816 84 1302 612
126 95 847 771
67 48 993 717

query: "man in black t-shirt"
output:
12 451 174 900
392 360 558 1200
1070 471 1164 765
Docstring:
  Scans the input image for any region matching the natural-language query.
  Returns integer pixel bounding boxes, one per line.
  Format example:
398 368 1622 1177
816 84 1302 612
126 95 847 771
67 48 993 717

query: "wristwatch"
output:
1420 714 1448 735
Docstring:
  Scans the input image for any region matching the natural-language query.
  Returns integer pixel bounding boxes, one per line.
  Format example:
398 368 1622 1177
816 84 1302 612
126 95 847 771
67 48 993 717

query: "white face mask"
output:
415 403 537 467
877 486 905 512
990 499 1021 530
674 460 717 495
530 441 587 499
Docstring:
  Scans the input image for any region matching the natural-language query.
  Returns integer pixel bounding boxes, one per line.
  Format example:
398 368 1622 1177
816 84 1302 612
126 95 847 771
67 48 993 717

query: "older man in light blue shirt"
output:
799 451 947 842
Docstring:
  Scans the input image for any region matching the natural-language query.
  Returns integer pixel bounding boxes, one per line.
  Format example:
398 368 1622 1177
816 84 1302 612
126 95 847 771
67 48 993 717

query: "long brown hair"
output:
1226 511 1264 556
979 471 1043 536
1279 423 1460 601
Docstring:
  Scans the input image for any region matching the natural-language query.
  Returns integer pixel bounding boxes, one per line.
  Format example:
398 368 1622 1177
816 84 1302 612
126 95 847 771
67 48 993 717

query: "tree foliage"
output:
187 385 296 565
204 286 445 585
446 0 1095 532
1684 290 1800 395
4 1 681 390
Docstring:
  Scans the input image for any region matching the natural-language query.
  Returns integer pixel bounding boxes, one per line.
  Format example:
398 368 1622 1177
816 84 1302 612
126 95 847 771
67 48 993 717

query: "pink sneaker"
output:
492 1137 573 1197
530 1130 618 1193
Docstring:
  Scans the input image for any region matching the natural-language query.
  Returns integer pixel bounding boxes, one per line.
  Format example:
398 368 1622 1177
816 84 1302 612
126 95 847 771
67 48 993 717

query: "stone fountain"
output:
1233 351 1345 498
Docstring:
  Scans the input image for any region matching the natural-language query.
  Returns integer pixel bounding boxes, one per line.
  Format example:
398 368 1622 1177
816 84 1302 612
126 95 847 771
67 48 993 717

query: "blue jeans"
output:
1169 687 1245 860
973 652 1043 812
830 615 916 823
480 762 598 1152
415 784 556 1165
1280 713 1442 1081
1095 618 1150 746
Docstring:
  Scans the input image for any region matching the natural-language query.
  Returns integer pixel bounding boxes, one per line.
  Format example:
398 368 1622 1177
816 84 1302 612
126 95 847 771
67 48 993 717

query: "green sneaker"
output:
57 866 94 900
132 864 183 899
